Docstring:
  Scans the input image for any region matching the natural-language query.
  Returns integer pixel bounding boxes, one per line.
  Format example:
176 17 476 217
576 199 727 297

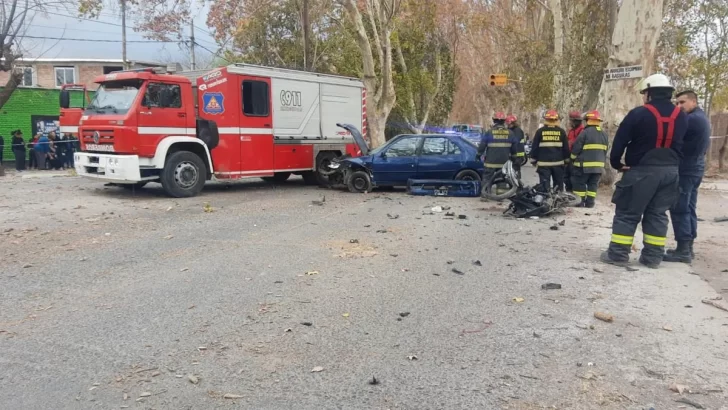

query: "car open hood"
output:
336 123 369 155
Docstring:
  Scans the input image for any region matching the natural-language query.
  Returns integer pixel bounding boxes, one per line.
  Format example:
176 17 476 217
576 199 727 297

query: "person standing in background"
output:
27 133 39 170
565 111 585 192
11 130 26 171
663 90 711 264
35 133 50 170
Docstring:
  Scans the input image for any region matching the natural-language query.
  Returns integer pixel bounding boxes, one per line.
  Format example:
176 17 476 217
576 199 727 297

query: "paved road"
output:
1 175 727 409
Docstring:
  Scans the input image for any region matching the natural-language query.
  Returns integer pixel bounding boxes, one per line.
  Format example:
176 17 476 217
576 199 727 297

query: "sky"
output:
19 3 218 68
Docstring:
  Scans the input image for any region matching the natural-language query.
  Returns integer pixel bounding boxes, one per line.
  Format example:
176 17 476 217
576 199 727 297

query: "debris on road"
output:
558 220 566 226
452 268 465 275
669 383 690 394
593 268 604 273
541 283 562 290
223 394 244 399
431 206 443 213
399 312 410 318
203 203 214 213
301 322 313 326
180 267 189 272
342 313 350 318
311 366 324 373
550 225 559 231
311 196 326 206
139 392 152 398
22 264 32 268
407 355 418 361
368 376 379 385
164 234 174 240
445 211 456 217
675 397 705 409
662 325 673 332
305 270 319 276
349 239 359 244
513 297 525 303
473 260 482 266
187 374 199 384
387 213 399 219
626 266 640 272
594 312 614 323
714 216 728 222
701 296 728 312
458 214 467 219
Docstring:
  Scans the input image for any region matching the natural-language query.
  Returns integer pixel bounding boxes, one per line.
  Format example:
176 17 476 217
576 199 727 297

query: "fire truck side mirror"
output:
59 90 70 109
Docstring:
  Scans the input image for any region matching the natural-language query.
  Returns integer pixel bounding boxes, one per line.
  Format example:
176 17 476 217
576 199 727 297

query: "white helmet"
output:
637 73 674 94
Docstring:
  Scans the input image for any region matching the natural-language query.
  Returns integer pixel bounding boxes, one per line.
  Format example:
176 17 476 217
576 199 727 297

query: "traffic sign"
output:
603 65 643 81
489 74 508 86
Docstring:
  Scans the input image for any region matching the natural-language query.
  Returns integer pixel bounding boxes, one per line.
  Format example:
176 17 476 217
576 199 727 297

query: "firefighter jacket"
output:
567 123 584 150
531 125 569 167
570 125 608 174
510 126 527 163
477 124 519 168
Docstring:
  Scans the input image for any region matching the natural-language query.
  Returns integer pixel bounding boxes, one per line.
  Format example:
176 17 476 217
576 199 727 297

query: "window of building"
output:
54 66 76 87
142 83 182 108
242 80 269 116
103 66 124 75
14 66 34 87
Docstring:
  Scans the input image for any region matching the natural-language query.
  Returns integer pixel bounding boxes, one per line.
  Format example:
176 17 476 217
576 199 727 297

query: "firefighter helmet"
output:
493 111 507 121
543 110 559 121
637 73 674 94
506 114 517 124
568 111 582 120
584 110 602 122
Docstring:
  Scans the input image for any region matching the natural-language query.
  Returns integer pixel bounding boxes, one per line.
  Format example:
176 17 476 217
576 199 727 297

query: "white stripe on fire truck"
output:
138 127 196 135
218 127 274 135
60 126 79 133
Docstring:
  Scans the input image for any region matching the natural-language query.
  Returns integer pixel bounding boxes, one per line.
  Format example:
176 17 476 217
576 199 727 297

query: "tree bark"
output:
597 0 666 185
719 125 728 172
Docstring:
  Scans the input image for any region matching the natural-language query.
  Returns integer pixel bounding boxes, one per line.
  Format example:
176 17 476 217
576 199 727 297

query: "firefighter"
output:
477 111 519 198
569 110 608 208
506 114 527 177
601 73 687 269
565 111 585 192
530 110 569 192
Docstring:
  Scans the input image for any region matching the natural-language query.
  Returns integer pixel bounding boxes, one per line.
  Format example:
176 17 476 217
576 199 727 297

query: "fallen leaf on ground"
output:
139 392 152 398
223 394 244 399
187 374 199 384
513 297 525 303
663 325 673 331
311 366 324 373
305 270 319 276
594 312 614 323
342 313 350 318
203 203 213 213
164 235 174 240
180 267 189 272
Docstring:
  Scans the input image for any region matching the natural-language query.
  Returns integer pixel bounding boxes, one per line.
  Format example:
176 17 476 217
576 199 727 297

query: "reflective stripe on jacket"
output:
570 125 609 174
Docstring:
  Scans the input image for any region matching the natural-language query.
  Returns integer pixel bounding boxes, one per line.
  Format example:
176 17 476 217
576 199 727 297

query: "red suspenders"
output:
643 104 680 148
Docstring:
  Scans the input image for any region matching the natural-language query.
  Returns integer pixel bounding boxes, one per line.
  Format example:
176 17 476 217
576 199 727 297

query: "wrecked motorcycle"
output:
481 160 582 218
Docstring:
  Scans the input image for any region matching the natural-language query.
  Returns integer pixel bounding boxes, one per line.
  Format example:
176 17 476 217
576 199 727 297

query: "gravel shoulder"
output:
1 172 727 409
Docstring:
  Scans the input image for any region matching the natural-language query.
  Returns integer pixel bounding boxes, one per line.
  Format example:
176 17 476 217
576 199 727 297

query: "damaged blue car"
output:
331 124 484 193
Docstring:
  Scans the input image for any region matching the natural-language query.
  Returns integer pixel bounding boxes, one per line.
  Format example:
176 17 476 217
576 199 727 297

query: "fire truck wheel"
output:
347 170 371 193
161 151 206 198
261 172 291 183
455 169 482 181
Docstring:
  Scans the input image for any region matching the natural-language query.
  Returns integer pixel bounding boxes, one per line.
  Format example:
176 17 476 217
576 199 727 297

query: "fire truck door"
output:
138 82 190 154
239 76 274 173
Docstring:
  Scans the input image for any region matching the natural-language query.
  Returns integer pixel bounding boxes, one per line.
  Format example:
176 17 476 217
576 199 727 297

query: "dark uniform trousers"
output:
571 168 600 206
608 165 679 264
564 164 573 191
536 165 565 192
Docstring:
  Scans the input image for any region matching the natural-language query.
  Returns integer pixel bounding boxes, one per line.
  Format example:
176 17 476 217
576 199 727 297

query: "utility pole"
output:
121 0 128 69
190 19 196 70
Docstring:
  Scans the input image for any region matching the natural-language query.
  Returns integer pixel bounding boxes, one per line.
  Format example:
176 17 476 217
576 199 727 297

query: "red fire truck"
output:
63 64 367 197
58 84 90 136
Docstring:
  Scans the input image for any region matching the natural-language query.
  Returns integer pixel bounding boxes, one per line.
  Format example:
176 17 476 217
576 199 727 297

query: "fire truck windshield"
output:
86 79 143 115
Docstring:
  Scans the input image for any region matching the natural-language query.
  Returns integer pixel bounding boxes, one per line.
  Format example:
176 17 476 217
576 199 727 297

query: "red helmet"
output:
584 110 602 122
568 110 582 120
493 111 507 121
505 114 517 124
543 109 559 121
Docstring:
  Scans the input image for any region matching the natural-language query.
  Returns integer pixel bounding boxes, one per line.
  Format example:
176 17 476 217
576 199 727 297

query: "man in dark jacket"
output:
663 90 711 263
565 111 584 192
477 111 519 199
506 114 527 177
569 110 608 207
601 74 687 269
531 109 570 192
10 130 26 171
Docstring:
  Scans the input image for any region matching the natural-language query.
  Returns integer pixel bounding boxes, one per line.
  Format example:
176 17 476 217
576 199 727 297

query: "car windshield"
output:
86 79 144 114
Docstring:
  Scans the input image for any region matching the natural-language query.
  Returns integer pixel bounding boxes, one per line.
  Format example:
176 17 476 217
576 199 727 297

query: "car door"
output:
370 136 421 185
137 82 189 155
417 137 462 179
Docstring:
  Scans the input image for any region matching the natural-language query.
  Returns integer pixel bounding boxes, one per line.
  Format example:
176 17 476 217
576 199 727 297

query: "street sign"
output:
603 65 643 81
489 74 508 86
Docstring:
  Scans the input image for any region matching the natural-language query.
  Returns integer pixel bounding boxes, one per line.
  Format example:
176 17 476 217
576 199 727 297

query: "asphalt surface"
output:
1 172 727 409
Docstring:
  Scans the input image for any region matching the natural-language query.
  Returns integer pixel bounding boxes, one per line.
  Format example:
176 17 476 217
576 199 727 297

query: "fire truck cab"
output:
66 64 366 197
58 84 90 136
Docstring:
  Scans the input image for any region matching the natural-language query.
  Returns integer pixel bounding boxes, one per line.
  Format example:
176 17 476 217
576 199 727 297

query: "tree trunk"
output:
597 0 665 185
550 0 564 109
719 125 728 172
302 0 312 71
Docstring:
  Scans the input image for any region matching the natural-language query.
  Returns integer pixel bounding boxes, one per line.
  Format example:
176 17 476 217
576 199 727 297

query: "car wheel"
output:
160 151 206 198
261 172 291 183
347 170 371 193
455 169 482 181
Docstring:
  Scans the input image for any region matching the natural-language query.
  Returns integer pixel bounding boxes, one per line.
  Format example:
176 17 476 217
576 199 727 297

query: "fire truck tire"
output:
455 169 482 181
121 182 148 190
161 151 206 198
347 170 372 193
261 172 291 183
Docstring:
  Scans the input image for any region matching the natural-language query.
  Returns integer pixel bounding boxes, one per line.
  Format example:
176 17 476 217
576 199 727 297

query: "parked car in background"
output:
450 123 483 145
331 124 484 193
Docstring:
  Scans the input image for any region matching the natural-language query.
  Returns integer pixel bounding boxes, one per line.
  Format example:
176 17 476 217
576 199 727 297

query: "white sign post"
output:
603 65 643 81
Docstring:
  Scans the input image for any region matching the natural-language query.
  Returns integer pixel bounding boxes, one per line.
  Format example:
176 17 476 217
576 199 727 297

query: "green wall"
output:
0 88 89 161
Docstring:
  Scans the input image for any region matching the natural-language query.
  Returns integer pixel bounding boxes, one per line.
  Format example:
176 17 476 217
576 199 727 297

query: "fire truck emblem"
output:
93 131 100 144
202 92 224 115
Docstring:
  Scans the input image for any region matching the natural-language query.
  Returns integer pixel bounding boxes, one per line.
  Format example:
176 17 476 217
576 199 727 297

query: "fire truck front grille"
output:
82 129 115 144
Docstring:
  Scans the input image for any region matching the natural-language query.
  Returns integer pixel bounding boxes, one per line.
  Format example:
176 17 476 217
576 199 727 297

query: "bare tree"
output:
0 0 31 110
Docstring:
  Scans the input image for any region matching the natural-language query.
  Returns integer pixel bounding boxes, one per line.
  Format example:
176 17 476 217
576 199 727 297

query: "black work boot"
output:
585 197 596 208
639 254 661 269
663 241 692 264
600 251 629 267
